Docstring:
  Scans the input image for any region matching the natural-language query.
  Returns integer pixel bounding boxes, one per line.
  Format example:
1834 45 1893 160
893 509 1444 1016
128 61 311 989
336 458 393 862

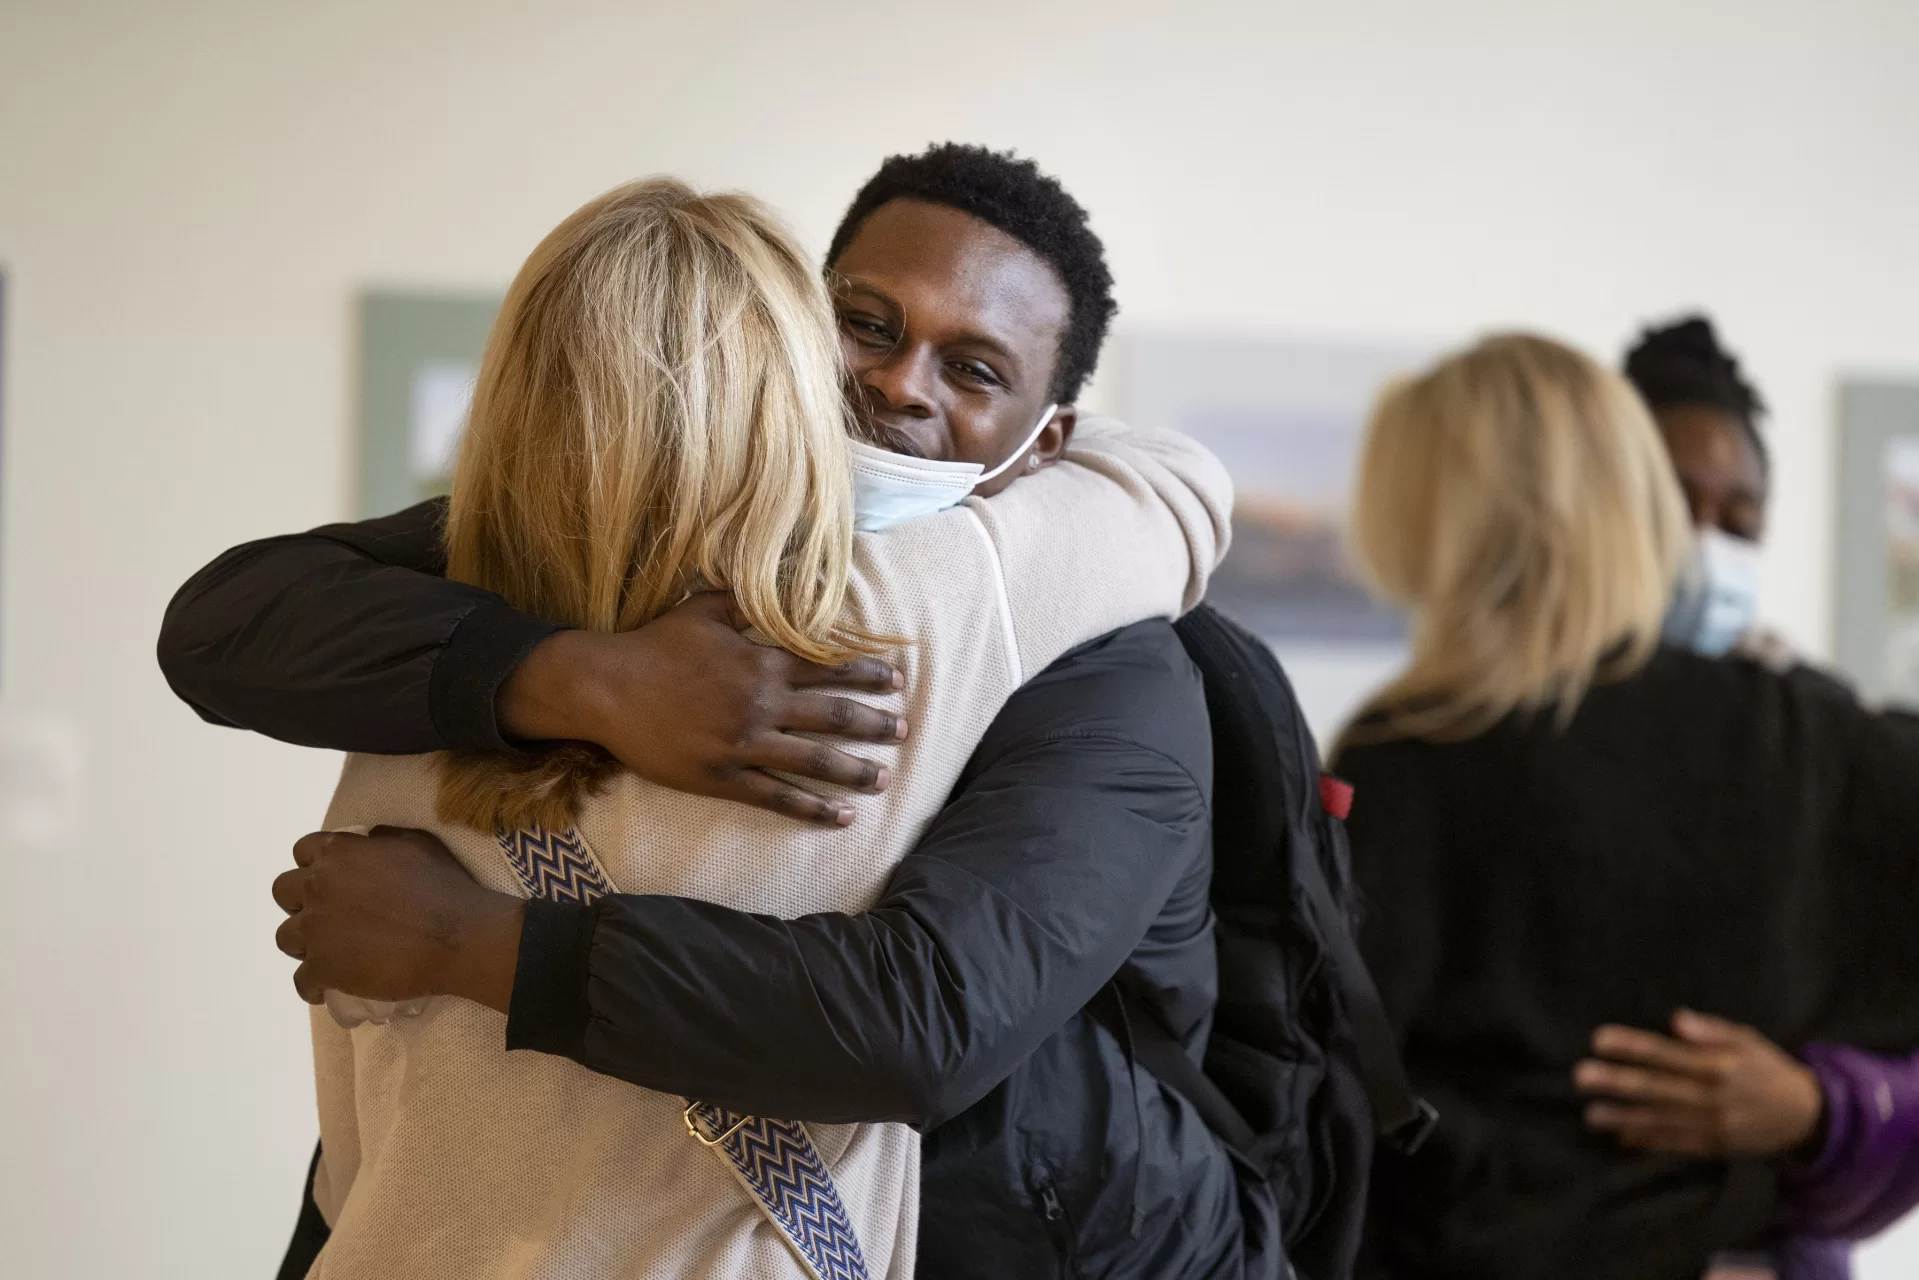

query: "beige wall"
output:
2 1 1916 1274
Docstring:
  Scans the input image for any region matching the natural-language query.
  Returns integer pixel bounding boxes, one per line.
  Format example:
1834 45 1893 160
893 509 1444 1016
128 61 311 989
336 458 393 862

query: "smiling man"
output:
160 145 1272 1279
831 176 1095 478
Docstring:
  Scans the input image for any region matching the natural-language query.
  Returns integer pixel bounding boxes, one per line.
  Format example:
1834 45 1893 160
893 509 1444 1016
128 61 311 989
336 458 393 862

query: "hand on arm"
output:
1574 1009 1825 1158
499 592 909 826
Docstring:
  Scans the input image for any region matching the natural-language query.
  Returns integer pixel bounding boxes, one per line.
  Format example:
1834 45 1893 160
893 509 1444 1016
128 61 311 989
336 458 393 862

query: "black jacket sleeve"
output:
504 619 1214 1128
156 499 561 753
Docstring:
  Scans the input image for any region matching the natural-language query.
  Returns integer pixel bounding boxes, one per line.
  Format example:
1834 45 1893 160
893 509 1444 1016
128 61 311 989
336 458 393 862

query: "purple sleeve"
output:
1784 1042 1919 1240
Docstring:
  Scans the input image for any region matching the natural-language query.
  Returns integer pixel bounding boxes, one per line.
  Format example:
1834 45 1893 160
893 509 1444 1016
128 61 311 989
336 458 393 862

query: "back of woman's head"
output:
1342 333 1690 748
439 178 856 832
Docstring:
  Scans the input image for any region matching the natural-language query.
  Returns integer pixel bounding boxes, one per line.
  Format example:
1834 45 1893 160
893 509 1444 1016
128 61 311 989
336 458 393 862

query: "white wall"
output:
1 1 1916 1274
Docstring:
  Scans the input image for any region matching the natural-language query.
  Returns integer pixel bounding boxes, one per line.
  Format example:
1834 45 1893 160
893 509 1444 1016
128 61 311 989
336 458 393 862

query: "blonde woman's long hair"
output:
438 178 859 832
1337 333 1690 752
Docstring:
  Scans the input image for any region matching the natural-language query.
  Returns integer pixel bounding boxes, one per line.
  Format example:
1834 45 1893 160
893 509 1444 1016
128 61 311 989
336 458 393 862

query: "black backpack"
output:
1101 604 1436 1279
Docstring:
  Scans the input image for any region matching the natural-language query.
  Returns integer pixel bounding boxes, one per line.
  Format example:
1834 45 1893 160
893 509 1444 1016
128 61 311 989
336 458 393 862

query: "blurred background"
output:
1 1 1916 1274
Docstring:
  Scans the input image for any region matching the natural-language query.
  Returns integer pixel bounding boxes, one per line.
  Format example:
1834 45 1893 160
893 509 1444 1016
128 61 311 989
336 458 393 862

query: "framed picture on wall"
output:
0 268 7 645
1116 334 1430 643
1834 380 1919 710
1113 333 1434 740
357 290 501 518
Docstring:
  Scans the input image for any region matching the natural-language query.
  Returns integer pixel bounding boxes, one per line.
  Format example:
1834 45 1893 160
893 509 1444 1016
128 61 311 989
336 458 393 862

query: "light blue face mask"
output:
849 405 1058 532
1662 527 1763 657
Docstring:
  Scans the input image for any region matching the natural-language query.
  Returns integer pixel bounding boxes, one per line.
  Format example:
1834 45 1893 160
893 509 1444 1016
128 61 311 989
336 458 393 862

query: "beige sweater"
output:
307 417 1232 1280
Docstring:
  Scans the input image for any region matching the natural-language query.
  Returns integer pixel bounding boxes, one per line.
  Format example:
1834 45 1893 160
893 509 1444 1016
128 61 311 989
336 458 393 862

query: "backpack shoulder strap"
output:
1290 813 1438 1153
1171 606 1436 1155
1089 984 1260 1163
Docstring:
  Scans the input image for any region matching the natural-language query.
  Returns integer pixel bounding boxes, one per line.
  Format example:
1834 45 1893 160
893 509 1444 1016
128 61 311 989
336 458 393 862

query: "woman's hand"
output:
498 592 909 827
273 827 523 1014
1574 1009 1825 1159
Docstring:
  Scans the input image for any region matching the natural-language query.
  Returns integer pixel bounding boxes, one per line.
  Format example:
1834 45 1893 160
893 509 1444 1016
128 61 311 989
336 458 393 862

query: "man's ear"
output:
1033 405 1077 468
976 405 1078 499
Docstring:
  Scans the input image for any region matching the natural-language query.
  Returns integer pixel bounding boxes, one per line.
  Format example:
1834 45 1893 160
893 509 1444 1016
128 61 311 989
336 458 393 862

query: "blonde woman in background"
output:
1330 335 1919 1280
298 179 1228 1279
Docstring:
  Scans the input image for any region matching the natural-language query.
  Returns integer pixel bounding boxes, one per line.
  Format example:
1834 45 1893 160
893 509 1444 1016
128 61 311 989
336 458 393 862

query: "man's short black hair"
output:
1624 315 1769 475
827 143 1117 404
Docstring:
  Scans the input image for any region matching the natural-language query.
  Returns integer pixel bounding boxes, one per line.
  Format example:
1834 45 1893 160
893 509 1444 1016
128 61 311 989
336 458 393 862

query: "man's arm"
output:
275 620 1212 1127
159 498 544 753
160 501 907 821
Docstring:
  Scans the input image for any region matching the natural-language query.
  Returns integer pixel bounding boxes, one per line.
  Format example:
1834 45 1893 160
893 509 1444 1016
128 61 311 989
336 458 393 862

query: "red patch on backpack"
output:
1318 774 1354 821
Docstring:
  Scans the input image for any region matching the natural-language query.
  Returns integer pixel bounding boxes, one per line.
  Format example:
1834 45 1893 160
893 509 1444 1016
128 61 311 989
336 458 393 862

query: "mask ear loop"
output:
975 404 1059 484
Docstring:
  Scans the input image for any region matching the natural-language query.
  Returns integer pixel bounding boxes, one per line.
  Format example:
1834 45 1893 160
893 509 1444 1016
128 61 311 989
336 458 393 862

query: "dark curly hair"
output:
826 143 1117 404
1623 315 1768 475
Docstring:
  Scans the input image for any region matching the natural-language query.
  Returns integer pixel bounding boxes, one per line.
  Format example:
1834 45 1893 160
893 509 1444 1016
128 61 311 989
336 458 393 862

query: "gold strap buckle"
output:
683 1100 750 1149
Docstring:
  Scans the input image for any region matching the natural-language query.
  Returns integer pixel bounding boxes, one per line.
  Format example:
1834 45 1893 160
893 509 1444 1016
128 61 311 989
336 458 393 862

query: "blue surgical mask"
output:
1662 527 1763 657
851 405 1058 532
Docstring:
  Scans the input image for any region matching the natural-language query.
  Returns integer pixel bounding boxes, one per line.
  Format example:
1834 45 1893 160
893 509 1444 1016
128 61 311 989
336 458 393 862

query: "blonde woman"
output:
303 179 1228 1279
1330 335 1919 1280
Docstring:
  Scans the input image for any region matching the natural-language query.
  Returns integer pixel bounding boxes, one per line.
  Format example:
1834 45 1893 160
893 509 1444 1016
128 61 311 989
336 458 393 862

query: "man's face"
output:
830 198 1076 497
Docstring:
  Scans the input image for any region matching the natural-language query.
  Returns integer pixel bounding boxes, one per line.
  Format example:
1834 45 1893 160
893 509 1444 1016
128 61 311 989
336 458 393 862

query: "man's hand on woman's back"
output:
274 826 521 1013
499 592 909 827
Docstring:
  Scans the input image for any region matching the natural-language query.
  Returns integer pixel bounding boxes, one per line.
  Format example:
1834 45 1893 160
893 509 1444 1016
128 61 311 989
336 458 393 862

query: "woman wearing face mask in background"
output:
1330 333 1919 1280
1567 316 1919 1280
1628 316 1791 668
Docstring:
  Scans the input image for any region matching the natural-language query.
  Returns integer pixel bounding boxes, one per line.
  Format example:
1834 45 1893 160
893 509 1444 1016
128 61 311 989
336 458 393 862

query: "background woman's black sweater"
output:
1338 648 1919 1280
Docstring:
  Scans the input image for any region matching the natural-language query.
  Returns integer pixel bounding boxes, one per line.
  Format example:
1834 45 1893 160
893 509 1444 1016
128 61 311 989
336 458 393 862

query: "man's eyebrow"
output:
957 331 1022 376
833 279 894 308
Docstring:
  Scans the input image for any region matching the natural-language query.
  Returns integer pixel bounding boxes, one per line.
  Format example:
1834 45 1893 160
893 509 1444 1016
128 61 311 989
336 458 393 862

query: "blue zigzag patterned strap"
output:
682 1103 872 1280
495 825 614 906
495 823 872 1280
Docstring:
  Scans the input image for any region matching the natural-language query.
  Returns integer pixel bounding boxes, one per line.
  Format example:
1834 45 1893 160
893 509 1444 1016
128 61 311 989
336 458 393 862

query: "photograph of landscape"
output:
1885 434 1919 706
1118 334 1429 644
